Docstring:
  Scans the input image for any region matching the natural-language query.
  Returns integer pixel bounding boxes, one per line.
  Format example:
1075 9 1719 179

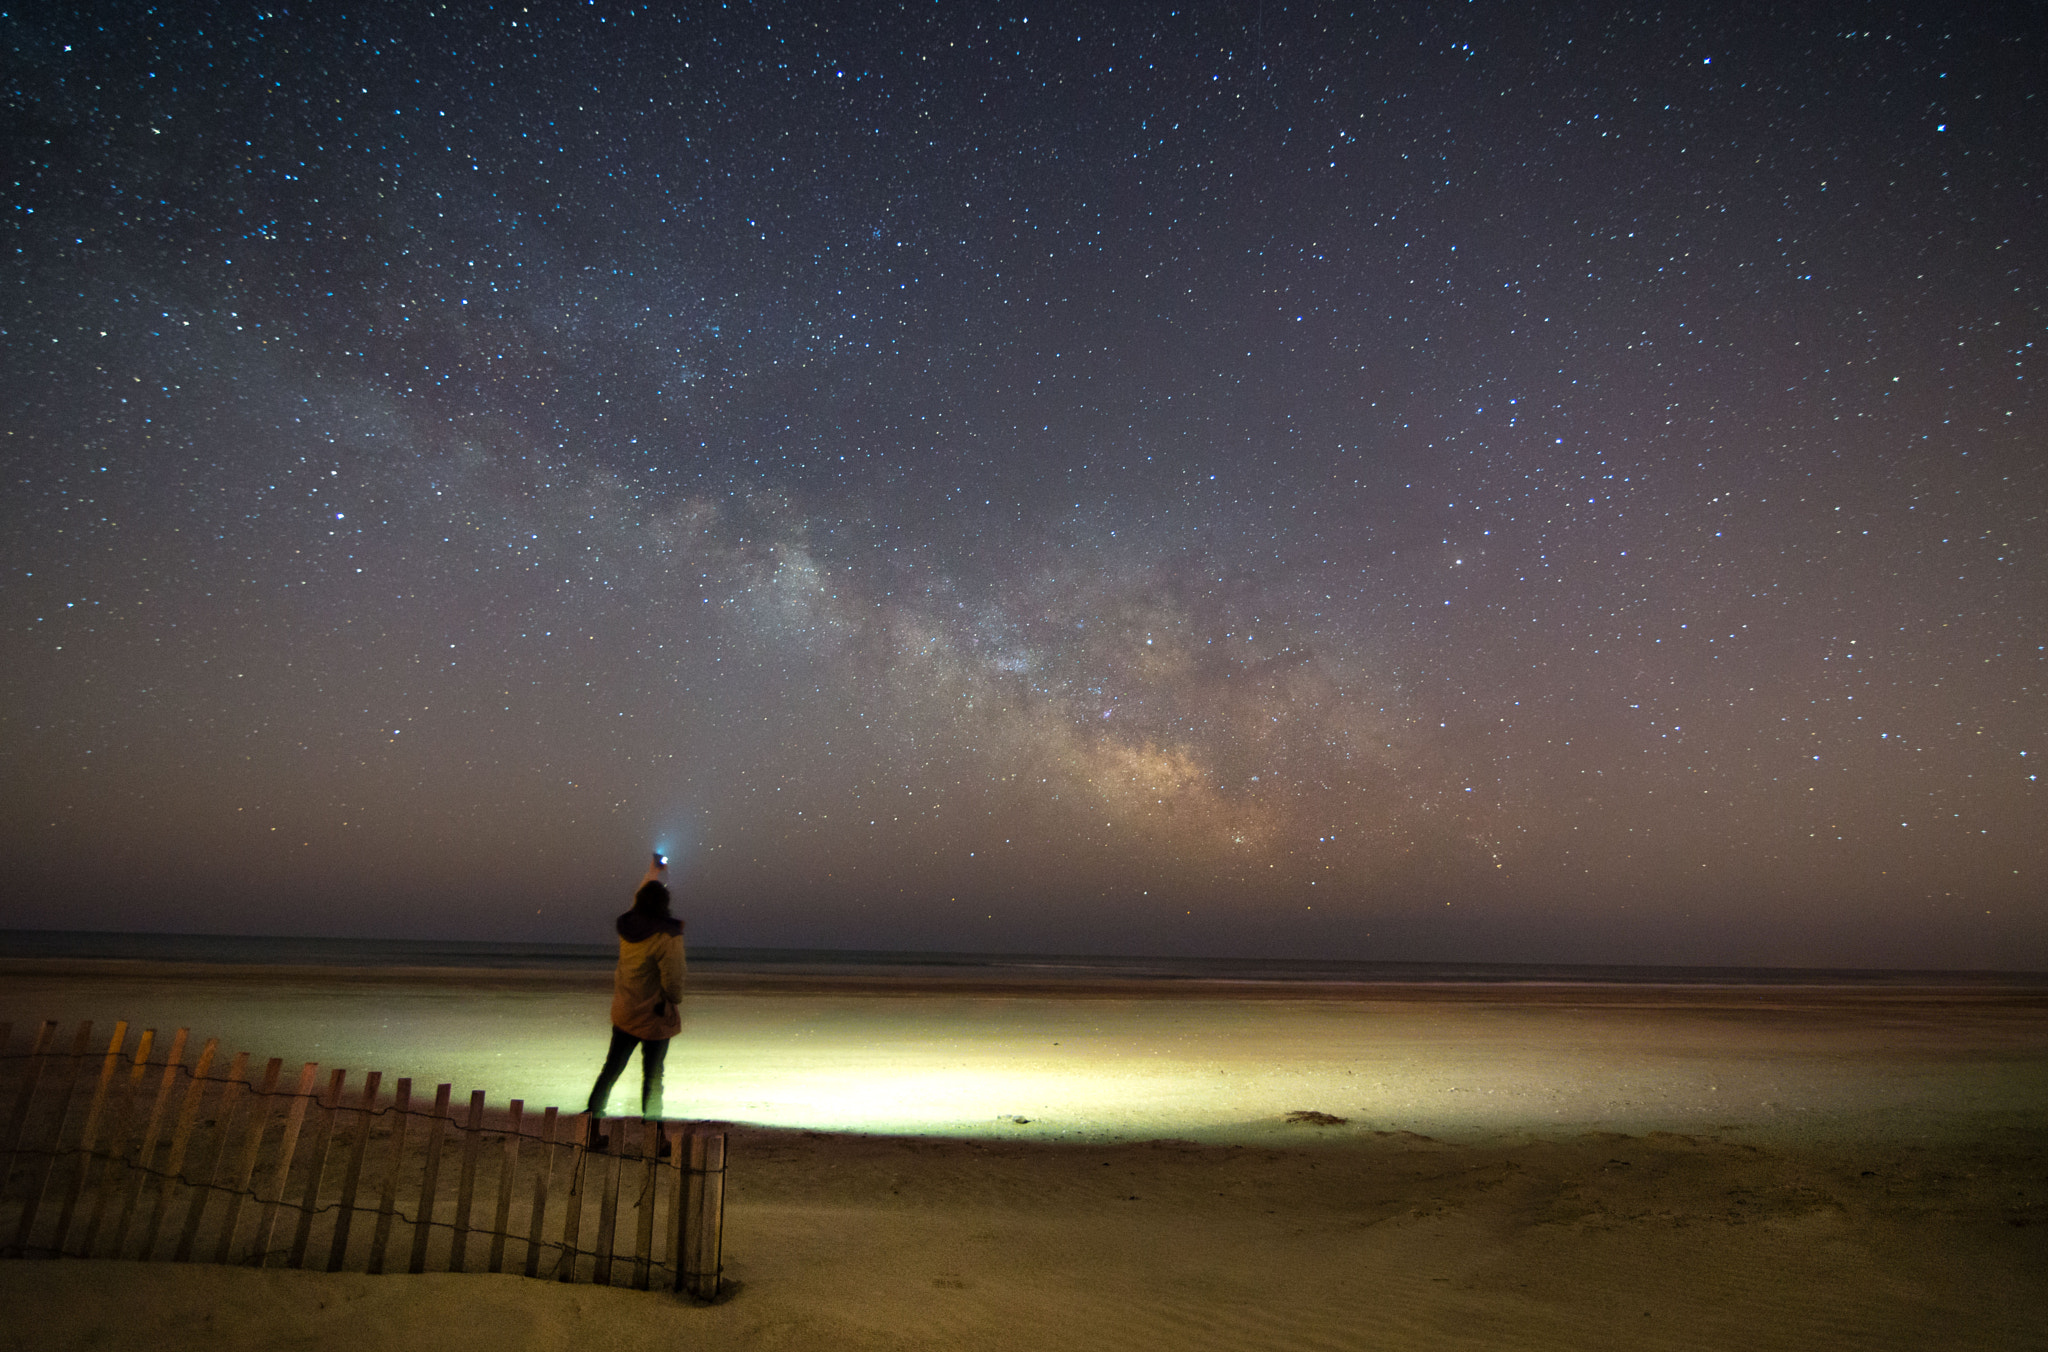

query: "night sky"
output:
4 2 2041 967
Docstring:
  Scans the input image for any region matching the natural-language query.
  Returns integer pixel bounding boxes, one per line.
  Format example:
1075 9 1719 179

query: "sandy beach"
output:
2 961 2044 1349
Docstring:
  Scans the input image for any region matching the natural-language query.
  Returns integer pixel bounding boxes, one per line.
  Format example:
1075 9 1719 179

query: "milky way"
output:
3 3 2040 965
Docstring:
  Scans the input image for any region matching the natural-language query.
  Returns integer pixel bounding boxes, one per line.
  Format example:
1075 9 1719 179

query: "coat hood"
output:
617 910 682 942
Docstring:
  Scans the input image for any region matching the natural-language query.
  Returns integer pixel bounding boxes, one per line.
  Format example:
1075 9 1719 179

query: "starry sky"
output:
3 2 2041 967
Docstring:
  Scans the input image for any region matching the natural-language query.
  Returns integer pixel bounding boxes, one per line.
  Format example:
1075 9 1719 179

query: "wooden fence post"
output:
665 1123 685 1279
287 1068 347 1269
678 1132 726 1300
367 1078 411 1275
1 1020 60 1224
253 1062 320 1263
448 1089 486 1271
326 1070 381 1272
175 1049 248 1261
51 1021 129 1254
407 1083 452 1274
488 1100 522 1274
81 1026 155 1256
632 1119 661 1290
14 1021 94 1255
214 1057 285 1264
593 1126 624 1287
524 1106 557 1279
140 1036 214 1259
558 1116 590 1282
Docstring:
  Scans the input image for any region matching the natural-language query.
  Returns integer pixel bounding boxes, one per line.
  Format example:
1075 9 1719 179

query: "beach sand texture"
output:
1 961 2043 1350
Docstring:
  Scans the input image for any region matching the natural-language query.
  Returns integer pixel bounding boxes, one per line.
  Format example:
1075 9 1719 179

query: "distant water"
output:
2 930 2040 986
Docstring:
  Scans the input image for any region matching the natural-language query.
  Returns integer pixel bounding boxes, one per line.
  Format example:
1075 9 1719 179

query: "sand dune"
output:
2 962 2043 1350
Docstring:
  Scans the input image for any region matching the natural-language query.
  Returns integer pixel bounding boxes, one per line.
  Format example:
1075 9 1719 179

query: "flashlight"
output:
653 851 668 867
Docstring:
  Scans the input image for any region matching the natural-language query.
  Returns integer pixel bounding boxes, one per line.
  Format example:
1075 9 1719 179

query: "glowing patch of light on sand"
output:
682 1065 1088 1135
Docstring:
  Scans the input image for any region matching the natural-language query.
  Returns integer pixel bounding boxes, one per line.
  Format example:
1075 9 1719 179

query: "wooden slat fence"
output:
0 1020 725 1299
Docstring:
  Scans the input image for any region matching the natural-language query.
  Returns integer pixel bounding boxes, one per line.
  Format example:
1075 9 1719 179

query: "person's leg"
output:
586 1026 640 1116
638 1037 670 1118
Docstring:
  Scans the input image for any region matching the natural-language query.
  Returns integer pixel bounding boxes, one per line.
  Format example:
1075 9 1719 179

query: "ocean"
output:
2 929 2039 986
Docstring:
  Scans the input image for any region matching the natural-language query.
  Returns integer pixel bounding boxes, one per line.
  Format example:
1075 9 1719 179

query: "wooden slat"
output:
288 1068 347 1269
703 1131 728 1300
325 1070 380 1272
138 1035 212 1259
677 1131 701 1294
81 1026 155 1256
664 1124 685 1277
632 1118 660 1290
107 1028 182 1258
407 1083 452 1273
0 1020 59 1195
593 1123 624 1287
253 1061 320 1263
488 1100 522 1274
448 1089 486 1272
680 1132 727 1299
51 1021 129 1254
214 1057 284 1264
14 1021 94 1255
523 1106 557 1279
557 1116 589 1282
366 1077 411 1275
175 1050 250 1262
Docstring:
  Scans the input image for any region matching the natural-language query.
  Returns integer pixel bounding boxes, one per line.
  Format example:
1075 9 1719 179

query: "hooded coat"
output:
610 881 685 1040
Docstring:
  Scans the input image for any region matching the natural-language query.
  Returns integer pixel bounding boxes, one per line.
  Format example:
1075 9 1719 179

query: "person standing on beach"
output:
584 853 685 1146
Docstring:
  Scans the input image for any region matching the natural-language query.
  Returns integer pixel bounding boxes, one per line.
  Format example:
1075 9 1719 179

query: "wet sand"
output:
2 961 2044 1350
